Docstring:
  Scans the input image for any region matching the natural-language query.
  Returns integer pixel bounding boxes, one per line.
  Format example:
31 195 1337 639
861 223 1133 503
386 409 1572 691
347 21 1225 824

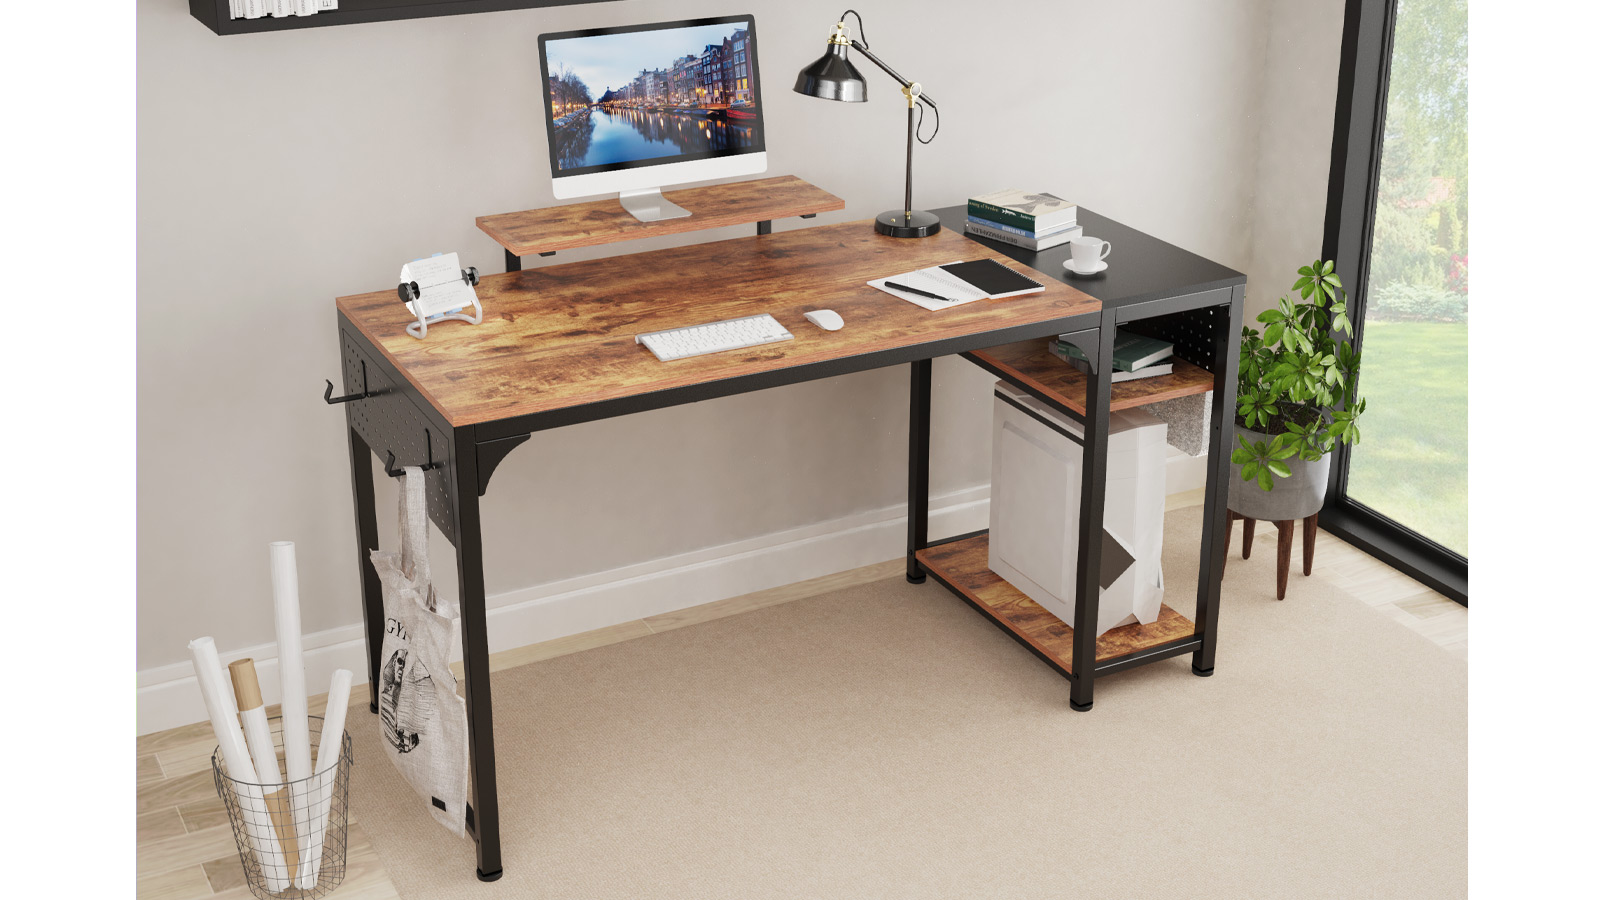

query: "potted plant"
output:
1228 260 1366 522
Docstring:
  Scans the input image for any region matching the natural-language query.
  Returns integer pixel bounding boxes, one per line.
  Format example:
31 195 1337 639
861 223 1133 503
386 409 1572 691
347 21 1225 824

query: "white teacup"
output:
1069 236 1111 269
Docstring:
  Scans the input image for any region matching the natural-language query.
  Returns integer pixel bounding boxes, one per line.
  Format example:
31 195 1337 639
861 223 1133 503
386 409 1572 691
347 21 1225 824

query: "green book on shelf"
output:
1051 333 1175 371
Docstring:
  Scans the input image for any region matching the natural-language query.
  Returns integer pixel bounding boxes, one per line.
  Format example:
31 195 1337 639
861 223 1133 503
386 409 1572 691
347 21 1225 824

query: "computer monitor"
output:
538 15 767 222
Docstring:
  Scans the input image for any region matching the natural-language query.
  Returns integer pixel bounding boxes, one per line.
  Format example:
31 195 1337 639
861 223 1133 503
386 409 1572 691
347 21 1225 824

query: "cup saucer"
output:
1063 258 1108 276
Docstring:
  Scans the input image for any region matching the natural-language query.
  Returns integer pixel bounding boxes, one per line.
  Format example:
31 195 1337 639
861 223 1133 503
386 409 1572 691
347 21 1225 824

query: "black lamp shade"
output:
793 44 867 102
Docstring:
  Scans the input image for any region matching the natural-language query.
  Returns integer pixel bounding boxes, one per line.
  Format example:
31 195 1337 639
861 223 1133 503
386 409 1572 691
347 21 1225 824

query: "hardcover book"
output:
1052 334 1175 372
966 221 1080 252
968 189 1078 232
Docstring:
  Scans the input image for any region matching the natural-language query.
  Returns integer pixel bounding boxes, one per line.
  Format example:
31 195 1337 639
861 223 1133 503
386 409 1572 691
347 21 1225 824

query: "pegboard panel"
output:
1122 305 1229 375
341 333 457 544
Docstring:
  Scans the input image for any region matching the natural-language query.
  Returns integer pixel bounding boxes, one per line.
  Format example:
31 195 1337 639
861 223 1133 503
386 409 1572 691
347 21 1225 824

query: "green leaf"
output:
1257 469 1274 491
1266 459 1292 478
1325 272 1342 288
1263 322 1285 346
1298 266 1314 277
1231 447 1253 464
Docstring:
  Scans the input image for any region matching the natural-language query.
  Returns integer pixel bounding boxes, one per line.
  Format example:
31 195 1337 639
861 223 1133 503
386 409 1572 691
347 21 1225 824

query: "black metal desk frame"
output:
333 207 1244 881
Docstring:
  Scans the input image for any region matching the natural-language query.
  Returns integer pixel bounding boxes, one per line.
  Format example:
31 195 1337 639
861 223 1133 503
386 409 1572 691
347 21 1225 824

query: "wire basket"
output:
213 716 353 899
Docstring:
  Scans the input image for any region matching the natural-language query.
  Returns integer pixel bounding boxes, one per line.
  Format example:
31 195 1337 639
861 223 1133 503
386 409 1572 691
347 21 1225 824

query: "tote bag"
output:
370 468 469 838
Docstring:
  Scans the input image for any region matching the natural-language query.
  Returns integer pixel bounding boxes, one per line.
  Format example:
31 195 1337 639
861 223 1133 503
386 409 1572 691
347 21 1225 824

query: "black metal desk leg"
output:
1192 286 1246 676
448 428 503 882
906 358 932 583
345 427 384 714
504 249 521 273
756 219 772 235
1070 325 1113 711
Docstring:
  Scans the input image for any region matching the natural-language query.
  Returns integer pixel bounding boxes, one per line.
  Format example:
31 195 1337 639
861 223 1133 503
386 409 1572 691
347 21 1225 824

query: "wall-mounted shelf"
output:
189 0 615 36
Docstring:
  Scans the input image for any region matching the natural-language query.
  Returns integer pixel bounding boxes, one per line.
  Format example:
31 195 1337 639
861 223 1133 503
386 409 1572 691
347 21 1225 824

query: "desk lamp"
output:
794 9 942 238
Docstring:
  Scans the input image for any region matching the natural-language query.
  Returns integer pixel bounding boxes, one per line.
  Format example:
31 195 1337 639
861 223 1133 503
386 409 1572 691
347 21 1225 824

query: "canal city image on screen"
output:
539 16 765 199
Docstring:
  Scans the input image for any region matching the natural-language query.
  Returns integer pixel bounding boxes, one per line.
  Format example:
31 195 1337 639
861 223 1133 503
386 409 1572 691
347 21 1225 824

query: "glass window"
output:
1345 0 1468 556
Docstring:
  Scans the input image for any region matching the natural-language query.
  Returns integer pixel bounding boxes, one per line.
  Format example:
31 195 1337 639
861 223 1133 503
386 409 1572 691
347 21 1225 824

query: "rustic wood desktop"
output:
330 197 1243 881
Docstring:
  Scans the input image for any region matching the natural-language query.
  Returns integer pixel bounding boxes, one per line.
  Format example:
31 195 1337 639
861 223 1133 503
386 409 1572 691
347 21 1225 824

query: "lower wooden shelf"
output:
917 534 1195 676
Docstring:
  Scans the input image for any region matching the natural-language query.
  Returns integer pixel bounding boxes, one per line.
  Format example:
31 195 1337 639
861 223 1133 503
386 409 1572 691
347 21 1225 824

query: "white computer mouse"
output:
804 309 844 331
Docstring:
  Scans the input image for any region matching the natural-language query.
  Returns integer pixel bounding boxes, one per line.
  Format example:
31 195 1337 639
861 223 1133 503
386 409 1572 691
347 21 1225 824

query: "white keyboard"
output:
635 314 794 361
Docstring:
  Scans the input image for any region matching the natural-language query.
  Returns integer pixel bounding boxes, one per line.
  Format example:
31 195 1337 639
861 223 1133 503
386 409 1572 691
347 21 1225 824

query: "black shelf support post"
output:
906 358 933 583
504 249 521 273
1192 285 1246 676
345 427 384 714
1068 324 1113 711
447 425 503 882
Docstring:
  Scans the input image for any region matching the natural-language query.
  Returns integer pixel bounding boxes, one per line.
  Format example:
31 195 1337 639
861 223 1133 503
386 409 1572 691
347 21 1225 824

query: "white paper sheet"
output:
868 262 989 311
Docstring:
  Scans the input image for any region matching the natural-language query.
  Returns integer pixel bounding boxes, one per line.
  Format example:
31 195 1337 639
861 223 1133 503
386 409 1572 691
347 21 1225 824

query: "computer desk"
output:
332 208 1244 881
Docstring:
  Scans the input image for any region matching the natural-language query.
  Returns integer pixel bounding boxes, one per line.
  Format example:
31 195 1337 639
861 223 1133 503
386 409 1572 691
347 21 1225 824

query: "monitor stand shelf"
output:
477 175 845 271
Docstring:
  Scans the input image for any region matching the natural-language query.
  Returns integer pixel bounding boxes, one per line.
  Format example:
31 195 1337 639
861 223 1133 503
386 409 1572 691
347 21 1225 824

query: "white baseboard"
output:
136 485 992 736
137 454 1212 736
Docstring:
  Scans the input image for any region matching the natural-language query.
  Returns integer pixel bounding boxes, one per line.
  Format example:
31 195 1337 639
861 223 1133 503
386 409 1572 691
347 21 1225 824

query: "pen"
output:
886 280 958 303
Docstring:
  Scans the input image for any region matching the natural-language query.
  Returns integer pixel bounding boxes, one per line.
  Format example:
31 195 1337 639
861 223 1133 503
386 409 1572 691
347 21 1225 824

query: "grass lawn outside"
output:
1344 320 1468 556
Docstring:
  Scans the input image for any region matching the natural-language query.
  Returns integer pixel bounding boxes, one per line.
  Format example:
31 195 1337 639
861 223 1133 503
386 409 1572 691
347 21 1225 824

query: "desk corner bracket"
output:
476 434 532 496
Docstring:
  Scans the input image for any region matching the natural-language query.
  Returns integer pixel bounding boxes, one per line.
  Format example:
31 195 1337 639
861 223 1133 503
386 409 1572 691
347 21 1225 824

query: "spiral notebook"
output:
869 258 1046 311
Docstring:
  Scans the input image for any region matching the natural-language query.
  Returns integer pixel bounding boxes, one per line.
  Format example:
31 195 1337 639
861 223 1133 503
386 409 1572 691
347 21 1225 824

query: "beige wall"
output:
137 0 1337 674
1245 0 1345 317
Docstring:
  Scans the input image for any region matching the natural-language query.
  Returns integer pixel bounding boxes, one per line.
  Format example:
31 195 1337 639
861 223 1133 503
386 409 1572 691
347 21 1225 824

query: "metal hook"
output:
325 360 374 404
386 428 443 478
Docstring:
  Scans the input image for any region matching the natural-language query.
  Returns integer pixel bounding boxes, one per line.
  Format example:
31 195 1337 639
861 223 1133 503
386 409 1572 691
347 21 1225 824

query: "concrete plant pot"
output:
1227 427 1332 521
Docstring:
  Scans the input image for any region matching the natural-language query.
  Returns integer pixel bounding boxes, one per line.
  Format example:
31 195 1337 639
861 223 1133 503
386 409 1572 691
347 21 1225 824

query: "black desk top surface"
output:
933 205 1246 309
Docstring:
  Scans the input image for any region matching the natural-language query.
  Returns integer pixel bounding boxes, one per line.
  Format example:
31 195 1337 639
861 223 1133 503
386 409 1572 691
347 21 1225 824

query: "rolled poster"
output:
297 668 352 889
270 541 315 872
229 658 298 887
190 637 287 893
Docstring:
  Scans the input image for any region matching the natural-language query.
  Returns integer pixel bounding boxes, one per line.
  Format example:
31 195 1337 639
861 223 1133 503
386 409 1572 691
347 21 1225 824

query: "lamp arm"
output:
849 40 936 109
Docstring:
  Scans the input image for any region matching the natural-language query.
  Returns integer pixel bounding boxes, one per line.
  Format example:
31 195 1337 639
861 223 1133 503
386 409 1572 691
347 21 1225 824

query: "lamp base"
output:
875 209 942 238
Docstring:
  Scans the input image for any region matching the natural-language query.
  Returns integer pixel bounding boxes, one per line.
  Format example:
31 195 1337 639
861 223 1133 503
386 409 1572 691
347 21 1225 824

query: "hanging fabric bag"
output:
369 467 469 837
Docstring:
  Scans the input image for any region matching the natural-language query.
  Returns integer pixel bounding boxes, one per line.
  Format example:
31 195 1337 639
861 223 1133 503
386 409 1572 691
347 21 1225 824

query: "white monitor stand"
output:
618 187 691 222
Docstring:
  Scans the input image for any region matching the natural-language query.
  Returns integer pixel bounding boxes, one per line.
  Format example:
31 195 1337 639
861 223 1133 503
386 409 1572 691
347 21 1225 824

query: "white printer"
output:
988 381 1167 637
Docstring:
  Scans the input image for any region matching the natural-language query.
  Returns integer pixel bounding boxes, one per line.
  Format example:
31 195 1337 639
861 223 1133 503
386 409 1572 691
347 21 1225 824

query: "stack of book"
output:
966 189 1083 251
1049 333 1176 382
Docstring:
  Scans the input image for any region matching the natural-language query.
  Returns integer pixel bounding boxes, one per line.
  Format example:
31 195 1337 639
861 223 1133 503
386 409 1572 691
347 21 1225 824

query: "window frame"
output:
1319 0 1468 603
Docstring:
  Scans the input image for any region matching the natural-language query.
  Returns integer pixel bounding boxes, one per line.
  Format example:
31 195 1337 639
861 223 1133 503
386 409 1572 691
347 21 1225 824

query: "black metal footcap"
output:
477 868 504 882
906 573 927 584
369 701 379 714
1069 699 1093 712
1192 664 1215 677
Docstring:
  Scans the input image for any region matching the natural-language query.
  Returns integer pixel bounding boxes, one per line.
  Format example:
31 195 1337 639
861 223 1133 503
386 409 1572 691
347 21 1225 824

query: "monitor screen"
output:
539 16 764 179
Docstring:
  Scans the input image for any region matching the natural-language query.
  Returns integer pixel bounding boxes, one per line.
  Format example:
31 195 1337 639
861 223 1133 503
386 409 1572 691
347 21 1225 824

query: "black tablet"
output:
938 259 1046 299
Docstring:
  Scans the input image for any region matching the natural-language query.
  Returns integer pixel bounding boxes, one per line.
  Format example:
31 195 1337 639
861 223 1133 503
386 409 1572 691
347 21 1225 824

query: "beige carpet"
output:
349 508 1466 899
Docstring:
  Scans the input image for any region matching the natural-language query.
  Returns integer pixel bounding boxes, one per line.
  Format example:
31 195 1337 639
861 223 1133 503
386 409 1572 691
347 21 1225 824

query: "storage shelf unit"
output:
188 0 614 36
965 339 1214 420
917 535 1198 678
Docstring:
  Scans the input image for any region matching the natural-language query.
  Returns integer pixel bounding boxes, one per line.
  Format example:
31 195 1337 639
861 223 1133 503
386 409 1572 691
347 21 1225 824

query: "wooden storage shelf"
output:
477 176 845 259
917 535 1195 676
964 339 1214 418
189 1 613 36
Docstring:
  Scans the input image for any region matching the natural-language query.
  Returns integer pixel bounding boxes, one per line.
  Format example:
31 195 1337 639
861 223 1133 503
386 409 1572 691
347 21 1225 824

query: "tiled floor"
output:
135 507 1465 899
